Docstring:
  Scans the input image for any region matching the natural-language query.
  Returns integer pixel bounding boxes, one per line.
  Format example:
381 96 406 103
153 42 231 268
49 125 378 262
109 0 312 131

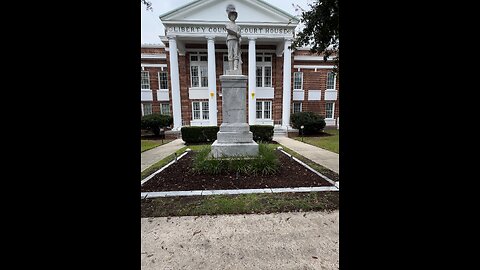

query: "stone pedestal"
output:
211 75 259 158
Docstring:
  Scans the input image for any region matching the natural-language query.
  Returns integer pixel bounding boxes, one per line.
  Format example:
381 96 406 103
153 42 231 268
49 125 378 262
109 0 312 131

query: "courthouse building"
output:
141 0 339 132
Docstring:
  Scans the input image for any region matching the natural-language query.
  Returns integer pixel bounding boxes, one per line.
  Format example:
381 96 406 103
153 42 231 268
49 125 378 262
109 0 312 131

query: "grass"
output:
141 192 339 217
193 143 279 175
141 139 173 152
140 143 211 180
279 144 339 181
293 129 339 154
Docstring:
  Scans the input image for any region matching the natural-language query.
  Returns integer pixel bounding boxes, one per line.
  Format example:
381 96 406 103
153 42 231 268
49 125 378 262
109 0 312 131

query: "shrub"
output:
192 143 279 175
141 113 173 136
250 125 274 142
290 112 326 135
181 126 219 144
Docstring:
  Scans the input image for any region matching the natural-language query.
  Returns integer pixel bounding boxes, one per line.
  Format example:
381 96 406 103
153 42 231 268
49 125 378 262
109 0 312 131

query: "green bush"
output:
290 112 326 135
181 126 219 144
250 125 274 142
192 143 279 175
141 113 173 136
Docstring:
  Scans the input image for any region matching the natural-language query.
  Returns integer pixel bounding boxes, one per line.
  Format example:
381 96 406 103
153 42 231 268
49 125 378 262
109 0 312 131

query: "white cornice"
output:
141 44 165 48
294 55 335 61
141 54 166 59
294 65 335 70
141 64 167 68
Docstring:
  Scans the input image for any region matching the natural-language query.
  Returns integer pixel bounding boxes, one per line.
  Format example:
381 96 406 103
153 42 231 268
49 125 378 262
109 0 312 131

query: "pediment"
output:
160 0 299 25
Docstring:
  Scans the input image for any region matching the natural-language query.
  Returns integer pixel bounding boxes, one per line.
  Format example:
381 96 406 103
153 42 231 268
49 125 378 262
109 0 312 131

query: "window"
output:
160 103 170 115
192 101 209 120
190 53 208 87
141 103 152 116
256 54 272 87
223 55 229 75
293 102 302 113
327 72 336 90
256 101 272 119
294 72 303 90
158 71 168 89
325 102 334 119
141 71 150 89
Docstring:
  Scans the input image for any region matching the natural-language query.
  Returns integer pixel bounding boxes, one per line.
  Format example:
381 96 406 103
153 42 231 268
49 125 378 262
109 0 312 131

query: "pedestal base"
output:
211 140 259 158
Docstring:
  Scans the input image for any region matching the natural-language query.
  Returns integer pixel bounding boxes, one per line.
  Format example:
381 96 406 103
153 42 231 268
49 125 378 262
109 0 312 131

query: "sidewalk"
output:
141 211 339 270
141 139 185 172
274 136 339 174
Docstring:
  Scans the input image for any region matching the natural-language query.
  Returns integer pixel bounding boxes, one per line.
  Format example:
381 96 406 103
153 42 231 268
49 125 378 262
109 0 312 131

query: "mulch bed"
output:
141 151 334 192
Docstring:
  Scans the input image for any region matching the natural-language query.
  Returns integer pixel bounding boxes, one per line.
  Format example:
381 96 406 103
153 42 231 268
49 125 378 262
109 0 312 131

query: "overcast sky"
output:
141 0 314 44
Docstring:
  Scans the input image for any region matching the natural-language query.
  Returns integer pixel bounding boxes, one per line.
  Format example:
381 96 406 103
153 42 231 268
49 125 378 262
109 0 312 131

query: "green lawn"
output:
141 144 211 180
141 139 173 153
141 192 339 217
293 129 339 154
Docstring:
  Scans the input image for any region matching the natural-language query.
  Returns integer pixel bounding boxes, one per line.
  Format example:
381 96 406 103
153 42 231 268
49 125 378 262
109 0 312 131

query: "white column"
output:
282 38 292 127
207 36 218 126
168 36 182 130
248 37 256 125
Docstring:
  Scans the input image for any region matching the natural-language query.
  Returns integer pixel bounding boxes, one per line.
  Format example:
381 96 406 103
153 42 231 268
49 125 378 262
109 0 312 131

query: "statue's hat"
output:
226 4 238 18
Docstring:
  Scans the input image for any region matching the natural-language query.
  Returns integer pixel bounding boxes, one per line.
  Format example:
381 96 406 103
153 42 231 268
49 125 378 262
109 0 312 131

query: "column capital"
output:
284 37 293 42
205 35 215 41
248 36 257 41
166 35 177 41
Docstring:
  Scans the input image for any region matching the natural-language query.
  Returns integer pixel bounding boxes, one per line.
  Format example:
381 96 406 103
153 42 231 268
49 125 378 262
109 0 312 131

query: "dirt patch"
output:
141 151 334 192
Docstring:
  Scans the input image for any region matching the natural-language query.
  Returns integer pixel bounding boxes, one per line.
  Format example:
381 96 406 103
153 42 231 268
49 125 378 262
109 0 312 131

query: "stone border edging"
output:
278 149 337 186
140 147 340 198
140 151 189 186
141 186 338 199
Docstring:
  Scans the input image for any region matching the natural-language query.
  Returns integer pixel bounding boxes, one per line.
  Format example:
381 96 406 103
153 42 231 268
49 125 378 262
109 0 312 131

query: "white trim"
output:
255 100 272 120
141 53 166 59
141 64 167 68
294 55 335 61
326 71 337 91
141 44 165 48
293 71 303 90
307 90 321 101
185 48 276 53
293 90 305 101
248 38 257 126
157 71 169 90
293 102 302 113
325 102 335 119
142 186 337 198
324 90 338 101
294 65 335 70
191 101 209 122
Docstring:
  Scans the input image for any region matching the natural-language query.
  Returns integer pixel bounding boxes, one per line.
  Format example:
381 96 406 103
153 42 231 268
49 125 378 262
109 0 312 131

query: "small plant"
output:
192 143 279 175
141 113 173 136
250 125 274 142
290 112 326 135
181 126 219 144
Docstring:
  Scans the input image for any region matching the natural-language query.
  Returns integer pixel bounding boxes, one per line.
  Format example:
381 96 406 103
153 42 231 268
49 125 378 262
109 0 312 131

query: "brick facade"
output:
141 44 339 127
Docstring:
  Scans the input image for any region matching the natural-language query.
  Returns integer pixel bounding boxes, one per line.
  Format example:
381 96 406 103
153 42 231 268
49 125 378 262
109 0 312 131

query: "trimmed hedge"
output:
291 112 326 135
181 126 219 143
141 113 173 136
250 125 274 142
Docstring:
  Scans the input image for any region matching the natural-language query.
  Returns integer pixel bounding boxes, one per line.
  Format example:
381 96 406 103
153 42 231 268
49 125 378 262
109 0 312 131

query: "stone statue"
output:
225 4 242 73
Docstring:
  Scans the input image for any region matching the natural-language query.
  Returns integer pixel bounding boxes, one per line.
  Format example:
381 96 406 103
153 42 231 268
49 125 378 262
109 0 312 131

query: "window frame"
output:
255 100 272 120
255 54 273 88
190 52 208 88
141 71 150 90
160 103 170 116
326 71 336 90
141 103 152 116
192 101 209 121
293 102 302 114
325 102 335 119
158 71 168 90
293 72 303 90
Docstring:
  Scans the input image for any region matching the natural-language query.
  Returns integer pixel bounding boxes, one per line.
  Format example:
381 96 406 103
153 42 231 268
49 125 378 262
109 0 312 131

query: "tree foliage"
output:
292 0 339 72
141 0 153 11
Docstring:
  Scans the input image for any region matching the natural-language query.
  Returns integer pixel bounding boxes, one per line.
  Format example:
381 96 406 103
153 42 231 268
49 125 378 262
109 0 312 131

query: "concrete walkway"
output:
141 211 339 270
274 136 339 174
141 139 185 172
